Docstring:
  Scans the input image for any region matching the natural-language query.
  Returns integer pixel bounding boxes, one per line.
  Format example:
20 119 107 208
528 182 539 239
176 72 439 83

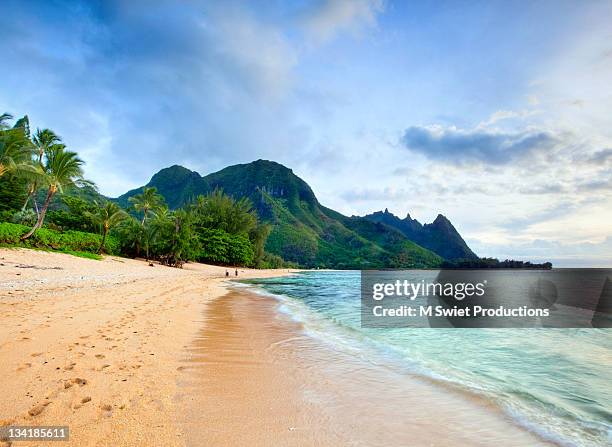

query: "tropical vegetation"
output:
0 112 278 267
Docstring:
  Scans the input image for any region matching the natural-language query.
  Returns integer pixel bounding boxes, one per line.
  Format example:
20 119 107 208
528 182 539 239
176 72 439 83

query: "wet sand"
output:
0 248 293 447
176 289 553 446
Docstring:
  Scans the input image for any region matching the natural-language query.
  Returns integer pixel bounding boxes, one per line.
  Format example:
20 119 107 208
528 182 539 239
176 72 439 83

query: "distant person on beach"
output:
225 270 229 277
235 269 238 276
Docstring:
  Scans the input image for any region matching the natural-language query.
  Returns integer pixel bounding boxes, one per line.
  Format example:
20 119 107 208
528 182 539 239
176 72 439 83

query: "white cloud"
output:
477 109 539 128
401 124 559 165
203 10 298 102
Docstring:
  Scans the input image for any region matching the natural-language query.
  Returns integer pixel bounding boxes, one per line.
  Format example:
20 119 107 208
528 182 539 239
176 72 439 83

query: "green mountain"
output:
363 209 478 261
116 160 446 269
117 165 206 210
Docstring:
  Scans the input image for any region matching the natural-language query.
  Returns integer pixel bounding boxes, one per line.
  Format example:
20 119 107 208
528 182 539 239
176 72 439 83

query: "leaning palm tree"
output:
22 129 62 210
87 201 129 254
21 148 88 240
129 186 164 225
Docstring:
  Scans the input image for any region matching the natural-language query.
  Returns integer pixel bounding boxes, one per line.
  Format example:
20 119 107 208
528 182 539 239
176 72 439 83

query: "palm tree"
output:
0 132 23 177
114 216 144 258
32 129 61 163
151 208 198 268
87 201 128 254
129 186 164 225
21 148 88 240
22 129 62 210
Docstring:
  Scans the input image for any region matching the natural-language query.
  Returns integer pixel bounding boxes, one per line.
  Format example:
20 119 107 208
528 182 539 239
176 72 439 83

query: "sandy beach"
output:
0 248 293 446
0 248 553 446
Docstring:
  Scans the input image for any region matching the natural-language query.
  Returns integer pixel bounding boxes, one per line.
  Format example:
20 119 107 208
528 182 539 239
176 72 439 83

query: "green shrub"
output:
104 235 120 255
56 250 102 260
226 233 254 266
260 252 285 269
197 228 231 264
197 228 254 266
0 222 27 244
0 221 118 255
11 209 37 226
46 203 96 232
0 210 14 222
29 227 62 248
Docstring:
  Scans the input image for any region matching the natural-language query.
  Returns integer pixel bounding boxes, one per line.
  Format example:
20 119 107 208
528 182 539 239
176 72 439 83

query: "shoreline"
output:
176 285 554 447
0 248 295 446
1 248 555 446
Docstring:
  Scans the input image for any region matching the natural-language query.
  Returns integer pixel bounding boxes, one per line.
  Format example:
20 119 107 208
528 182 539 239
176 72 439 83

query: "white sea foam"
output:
238 275 612 447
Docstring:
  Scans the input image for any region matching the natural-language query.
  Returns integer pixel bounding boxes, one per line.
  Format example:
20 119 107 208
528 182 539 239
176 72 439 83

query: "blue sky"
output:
2 0 611 266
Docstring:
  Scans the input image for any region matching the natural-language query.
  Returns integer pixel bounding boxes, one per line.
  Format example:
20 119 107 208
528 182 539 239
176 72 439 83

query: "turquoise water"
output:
244 271 612 447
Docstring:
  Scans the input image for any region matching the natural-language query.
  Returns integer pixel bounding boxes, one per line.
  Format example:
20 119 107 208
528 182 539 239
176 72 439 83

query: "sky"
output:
1 0 611 266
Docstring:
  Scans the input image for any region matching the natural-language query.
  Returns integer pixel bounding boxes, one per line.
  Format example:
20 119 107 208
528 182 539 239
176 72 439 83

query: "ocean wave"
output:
239 275 612 447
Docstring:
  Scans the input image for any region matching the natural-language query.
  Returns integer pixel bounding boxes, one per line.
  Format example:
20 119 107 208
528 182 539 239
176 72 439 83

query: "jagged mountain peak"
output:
363 209 477 261
432 213 451 226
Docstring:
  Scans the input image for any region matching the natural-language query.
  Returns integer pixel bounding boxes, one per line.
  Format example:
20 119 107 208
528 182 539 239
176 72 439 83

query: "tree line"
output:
0 113 278 268
441 258 553 269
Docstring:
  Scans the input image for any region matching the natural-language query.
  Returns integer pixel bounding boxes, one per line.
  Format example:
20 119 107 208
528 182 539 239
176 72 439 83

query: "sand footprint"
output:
71 377 88 387
100 403 113 417
28 400 50 417
17 362 32 371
